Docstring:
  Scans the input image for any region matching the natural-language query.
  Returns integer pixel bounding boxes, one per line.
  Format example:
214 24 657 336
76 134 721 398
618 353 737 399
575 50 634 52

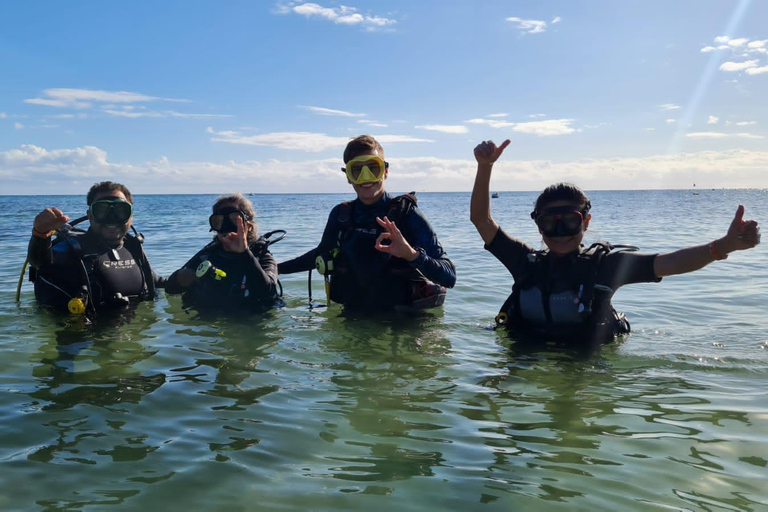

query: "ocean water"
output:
1 189 767 511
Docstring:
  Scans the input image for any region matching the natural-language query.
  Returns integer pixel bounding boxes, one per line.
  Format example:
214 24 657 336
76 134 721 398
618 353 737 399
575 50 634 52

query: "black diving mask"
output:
531 206 586 237
89 199 133 225
209 207 250 234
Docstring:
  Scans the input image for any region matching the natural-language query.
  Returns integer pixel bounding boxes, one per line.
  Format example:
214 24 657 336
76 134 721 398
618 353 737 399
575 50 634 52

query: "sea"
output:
1 189 767 511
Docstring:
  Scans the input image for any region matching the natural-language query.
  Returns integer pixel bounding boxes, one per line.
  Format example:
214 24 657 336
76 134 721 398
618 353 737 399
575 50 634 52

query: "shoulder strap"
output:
124 233 157 299
387 192 417 224
577 242 617 317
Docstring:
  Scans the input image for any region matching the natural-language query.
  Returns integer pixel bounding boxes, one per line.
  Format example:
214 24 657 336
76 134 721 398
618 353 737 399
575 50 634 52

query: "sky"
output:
1 0 767 195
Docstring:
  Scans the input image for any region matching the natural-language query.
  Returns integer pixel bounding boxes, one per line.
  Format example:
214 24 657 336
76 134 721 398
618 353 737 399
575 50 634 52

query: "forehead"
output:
541 200 583 210
93 190 128 203
349 148 381 160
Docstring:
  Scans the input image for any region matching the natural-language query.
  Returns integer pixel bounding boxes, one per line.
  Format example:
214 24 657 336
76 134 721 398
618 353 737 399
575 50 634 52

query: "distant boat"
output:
491 192 500 198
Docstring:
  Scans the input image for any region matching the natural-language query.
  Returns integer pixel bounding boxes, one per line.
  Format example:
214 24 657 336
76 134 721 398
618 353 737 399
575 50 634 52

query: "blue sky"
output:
1 0 767 194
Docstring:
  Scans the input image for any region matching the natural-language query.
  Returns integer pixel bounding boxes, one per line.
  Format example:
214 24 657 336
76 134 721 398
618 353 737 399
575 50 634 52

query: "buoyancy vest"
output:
322 193 446 311
32 230 156 316
181 236 280 310
496 242 635 344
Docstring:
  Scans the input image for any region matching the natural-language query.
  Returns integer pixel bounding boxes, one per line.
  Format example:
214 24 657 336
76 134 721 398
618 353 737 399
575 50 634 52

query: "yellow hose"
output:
16 259 29 302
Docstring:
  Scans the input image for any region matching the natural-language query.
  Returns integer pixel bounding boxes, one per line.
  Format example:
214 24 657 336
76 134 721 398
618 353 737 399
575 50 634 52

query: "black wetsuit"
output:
165 239 280 311
279 192 456 311
28 230 163 313
486 228 661 344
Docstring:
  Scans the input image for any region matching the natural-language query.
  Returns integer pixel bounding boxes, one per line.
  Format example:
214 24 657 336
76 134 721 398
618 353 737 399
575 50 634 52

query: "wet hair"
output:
212 193 259 242
87 181 133 205
343 135 385 163
533 182 591 215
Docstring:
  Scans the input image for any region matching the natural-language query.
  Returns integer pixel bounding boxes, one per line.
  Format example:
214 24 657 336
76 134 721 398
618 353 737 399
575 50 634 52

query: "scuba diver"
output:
165 193 282 312
278 135 456 313
27 181 164 317
470 139 761 346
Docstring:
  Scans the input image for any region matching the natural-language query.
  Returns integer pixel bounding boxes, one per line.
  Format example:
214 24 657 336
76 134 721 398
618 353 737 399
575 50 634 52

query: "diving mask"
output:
209 207 250 234
89 199 133 225
531 206 587 237
344 155 388 185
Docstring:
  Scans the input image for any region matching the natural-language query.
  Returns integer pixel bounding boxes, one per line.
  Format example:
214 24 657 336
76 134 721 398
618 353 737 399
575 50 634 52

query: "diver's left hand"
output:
374 216 418 261
723 204 760 252
219 215 248 253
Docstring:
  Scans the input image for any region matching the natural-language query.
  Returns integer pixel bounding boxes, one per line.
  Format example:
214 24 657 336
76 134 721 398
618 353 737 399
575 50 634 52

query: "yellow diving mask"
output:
343 155 388 185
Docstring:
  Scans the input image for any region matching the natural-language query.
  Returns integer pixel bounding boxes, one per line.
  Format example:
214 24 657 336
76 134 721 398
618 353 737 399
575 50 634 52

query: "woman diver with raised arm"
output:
470 139 761 346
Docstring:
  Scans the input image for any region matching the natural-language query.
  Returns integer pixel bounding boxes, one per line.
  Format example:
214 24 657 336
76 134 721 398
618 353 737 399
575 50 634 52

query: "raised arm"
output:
470 139 510 245
654 205 760 278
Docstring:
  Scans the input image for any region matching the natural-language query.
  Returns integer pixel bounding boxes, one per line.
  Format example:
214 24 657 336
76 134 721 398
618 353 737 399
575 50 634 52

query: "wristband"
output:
32 227 53 239
708 240 728 261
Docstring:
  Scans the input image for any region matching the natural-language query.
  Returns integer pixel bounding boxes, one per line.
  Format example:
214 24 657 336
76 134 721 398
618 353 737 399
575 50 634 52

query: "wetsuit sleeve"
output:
27 235 53 269
404 206 456 288
278 206 341 275
484 228 536 280
240 246 279 301
165 248 210 294
599 251 661 291
152 269 166 290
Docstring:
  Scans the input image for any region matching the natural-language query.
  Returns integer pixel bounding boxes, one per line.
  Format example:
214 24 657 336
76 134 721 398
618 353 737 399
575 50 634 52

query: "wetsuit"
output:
487 228 661 344
28 230 163 313
279 192 456 312
165 238 280 311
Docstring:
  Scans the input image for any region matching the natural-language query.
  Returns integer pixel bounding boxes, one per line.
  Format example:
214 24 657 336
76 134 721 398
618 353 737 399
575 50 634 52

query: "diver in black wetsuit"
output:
165 193 280 312
27 181 164 316
278 135 456 313
470 139 761 346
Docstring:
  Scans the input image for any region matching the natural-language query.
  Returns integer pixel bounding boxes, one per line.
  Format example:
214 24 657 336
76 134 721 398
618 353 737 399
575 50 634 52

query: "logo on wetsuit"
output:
102 259 137 269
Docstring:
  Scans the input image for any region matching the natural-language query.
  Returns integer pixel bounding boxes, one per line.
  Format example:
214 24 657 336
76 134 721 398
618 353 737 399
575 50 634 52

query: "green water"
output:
1 191 767 511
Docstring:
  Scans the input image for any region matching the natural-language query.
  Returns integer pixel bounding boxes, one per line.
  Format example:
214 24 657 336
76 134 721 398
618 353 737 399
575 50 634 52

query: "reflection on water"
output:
0 191 767 511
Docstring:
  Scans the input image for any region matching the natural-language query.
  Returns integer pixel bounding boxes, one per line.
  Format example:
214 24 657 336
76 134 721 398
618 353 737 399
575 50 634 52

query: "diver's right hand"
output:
33 207 69 234
474 139 511 166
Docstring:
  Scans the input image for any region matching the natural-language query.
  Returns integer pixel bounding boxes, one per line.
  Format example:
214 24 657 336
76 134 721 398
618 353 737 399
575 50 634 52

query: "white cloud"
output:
719 60 759 72
644 128 656 131
528 113 547 118
707 116 719 125
551 16 561 24
666 119 676 124
659 103 680 111
24 88 186 109
14 122 24 129
700 46 717 53
745 65 768 75
511 119 575 136
686 132 729 139
685 131 763 140
375 135 433 144
358 120 388 128
748 39 768 49
506 16 548 34
415 124 468 134
208 128 430 151
487 113 508 118
3 144 768 193
0 112 7 119
301 106 366 117
714 36 730 44
465 117 575 135
281 2 396 31
727 38 749 47
104 108 231 119
465 118 515 129
735 121 757 126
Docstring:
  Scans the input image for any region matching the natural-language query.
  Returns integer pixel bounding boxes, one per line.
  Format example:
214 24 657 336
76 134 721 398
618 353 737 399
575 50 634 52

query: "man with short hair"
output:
28 181 164 316
279 135 455 312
